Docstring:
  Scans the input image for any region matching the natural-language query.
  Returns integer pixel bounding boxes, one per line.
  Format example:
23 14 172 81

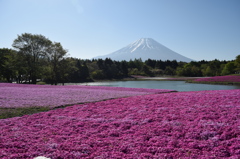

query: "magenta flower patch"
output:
0 89 239 158
0 83 175 108
194 75 240 83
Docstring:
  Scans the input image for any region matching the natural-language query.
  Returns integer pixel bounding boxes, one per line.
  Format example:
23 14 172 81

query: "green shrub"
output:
36 81 46 85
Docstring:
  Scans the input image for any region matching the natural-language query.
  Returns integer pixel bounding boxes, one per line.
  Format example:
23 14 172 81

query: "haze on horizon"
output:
0 0 240 61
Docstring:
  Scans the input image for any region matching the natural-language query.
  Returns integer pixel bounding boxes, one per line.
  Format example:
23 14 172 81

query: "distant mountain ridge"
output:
94 38 193 62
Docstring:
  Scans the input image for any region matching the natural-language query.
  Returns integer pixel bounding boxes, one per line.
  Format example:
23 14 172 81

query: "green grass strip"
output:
0 107 50 119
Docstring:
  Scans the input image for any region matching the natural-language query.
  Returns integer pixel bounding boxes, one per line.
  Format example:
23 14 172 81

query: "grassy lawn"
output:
0 107 50 119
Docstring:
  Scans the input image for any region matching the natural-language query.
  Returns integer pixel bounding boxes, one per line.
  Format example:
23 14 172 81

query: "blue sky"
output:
1 0 240 61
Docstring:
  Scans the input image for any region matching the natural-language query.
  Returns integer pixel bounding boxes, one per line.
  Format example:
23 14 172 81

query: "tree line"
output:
0 33 239 84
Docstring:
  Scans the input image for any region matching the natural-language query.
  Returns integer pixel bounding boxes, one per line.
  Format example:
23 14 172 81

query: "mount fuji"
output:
94 38 193 62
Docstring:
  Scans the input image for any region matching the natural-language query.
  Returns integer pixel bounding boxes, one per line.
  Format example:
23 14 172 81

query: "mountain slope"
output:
94 38 193 62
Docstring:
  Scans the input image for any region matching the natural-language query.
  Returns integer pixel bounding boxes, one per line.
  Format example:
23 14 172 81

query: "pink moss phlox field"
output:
0 89 240 158
194 75 240 83
0 83 175 108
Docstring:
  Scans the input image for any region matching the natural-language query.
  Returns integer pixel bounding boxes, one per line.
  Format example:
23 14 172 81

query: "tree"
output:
142 64 154 76
70 60 90 82
204 66 214 76
234 55 240 73
0 48 18 82
164 66 175 75
80 62 90 81
177 63 202 77
119 61 128 77
47 42 67 85
221 62 236 75
12 33 52 84
91 70 105 79
155 60 166 70
145 59 156 68
58 58 73 84
208 59 221 76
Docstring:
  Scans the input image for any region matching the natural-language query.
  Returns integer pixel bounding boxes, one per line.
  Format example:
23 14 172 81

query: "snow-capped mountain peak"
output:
129 38 156 52
94 38 193 62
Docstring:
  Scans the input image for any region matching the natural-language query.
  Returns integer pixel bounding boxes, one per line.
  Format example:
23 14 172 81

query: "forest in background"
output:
1 33 240 84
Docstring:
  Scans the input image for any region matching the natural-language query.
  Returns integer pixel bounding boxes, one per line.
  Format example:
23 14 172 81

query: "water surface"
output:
67 81 240 92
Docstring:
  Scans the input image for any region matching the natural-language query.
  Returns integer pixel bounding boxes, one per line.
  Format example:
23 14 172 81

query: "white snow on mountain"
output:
94 38 193 62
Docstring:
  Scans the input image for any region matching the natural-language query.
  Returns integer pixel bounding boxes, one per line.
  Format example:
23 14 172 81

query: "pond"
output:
67 80 240 92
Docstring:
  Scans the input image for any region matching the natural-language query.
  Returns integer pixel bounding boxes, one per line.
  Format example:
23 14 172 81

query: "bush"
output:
36 81 46 85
